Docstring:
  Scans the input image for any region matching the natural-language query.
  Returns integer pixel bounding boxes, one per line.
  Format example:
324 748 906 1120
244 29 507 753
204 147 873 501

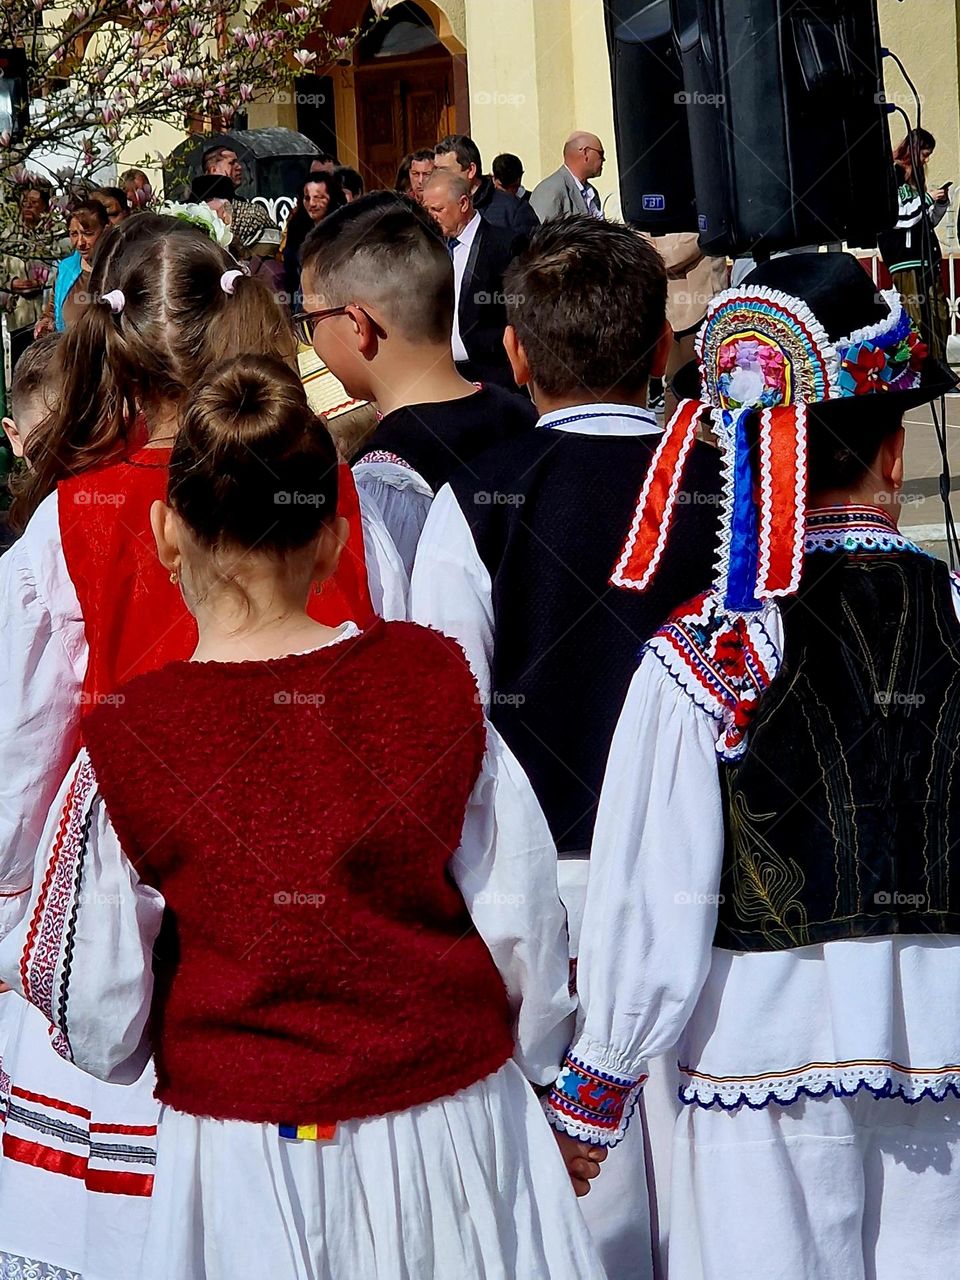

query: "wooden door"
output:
355 55 454 190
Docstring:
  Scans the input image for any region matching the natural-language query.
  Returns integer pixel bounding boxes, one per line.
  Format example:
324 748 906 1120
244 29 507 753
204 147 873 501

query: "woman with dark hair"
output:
33 199 110 336
282 171 346 308
395 152 413 196
878 127 952 359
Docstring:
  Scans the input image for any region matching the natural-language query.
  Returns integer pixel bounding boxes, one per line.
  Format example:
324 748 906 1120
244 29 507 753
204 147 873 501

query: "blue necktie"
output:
447 236 460 258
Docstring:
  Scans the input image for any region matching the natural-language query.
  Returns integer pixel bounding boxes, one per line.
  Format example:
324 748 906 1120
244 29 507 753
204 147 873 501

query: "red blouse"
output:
58 447 374 709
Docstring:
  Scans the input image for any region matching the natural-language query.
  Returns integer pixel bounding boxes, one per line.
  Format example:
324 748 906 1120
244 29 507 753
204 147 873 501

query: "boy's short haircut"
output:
411 148 435 165
492 153 523 187
803 396 906 492
300 192 454 346
10 333 63 417
504 216 667 398
435 135 483 175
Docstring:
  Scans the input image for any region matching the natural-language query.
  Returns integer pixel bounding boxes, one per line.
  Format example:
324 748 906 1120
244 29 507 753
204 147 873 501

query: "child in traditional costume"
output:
544 251 960 1279
0 354 602 1280
412 215 722 1280
0 216 399 1279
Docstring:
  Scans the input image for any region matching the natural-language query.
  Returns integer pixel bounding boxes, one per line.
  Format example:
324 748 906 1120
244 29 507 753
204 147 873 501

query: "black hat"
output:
189 174 236 203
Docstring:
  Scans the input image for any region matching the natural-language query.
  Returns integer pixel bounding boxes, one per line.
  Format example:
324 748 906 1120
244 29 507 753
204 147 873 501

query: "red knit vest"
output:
82 621 515 1126
58 448 374 710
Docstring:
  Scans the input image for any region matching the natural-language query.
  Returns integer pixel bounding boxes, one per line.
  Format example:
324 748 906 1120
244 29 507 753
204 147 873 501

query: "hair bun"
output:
208 364 275 439
169 354 339 553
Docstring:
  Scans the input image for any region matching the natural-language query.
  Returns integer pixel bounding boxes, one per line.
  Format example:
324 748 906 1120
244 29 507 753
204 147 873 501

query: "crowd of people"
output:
0 119 957 1280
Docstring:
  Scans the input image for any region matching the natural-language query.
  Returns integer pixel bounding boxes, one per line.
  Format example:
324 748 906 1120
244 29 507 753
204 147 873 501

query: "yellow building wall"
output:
462 0 960 233
461 0 618 209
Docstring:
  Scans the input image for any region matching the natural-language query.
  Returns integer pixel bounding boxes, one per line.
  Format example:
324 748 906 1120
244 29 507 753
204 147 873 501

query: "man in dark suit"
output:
492 153 531 204
423 170 525 389
434 135 539 235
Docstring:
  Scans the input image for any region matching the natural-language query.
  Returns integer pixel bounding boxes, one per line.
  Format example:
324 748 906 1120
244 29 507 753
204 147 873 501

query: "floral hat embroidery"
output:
698 285 925 412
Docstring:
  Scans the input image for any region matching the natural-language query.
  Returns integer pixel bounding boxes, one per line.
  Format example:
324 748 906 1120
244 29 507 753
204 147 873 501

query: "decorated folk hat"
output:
612 252 956 610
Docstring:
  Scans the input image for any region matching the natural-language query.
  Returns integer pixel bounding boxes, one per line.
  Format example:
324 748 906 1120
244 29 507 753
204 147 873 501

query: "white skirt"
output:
668 1091 960 1280
558 858 658 1280
0 993 157 1280
141 1060 603 1280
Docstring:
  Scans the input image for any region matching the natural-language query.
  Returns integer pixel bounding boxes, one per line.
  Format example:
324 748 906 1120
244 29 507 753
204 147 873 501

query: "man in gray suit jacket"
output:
529 132 606 222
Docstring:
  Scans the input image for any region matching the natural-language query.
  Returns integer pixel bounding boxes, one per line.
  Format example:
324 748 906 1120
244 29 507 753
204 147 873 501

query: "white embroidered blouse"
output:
544 506 960 1146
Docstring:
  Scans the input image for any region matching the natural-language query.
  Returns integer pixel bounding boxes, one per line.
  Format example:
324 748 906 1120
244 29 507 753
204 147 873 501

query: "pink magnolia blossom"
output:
293 48 316 66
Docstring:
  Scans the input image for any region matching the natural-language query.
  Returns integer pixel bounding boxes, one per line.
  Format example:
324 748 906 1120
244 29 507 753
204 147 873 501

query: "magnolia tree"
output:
0 0 387 308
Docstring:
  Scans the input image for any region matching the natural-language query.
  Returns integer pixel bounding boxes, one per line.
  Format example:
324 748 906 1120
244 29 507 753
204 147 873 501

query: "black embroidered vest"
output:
716 530 960 951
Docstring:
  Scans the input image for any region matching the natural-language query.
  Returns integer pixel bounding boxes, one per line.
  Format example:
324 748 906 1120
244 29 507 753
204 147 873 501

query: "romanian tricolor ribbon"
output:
279 1123 337 1142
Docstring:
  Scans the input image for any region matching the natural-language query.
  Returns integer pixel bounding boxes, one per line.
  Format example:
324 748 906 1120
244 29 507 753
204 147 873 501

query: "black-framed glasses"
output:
292 305 386 346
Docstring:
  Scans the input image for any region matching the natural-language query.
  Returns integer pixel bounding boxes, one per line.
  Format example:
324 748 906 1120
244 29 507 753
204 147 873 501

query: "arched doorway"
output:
353 1 468 189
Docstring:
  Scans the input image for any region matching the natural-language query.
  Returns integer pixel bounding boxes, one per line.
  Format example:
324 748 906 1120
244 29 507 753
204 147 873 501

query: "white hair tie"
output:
100 289 125 314
220 269 245 295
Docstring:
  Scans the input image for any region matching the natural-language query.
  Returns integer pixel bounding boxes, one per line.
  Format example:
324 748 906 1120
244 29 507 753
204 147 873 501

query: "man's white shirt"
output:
450 210 482 363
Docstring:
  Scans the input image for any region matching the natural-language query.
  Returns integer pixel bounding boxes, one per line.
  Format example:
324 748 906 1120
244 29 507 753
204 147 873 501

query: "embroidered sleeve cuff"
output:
541 1050 646 1148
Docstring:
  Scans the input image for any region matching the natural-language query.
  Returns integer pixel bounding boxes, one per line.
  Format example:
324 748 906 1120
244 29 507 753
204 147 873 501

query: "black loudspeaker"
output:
605 0 698 233
672 0 895 257
0 48 29 143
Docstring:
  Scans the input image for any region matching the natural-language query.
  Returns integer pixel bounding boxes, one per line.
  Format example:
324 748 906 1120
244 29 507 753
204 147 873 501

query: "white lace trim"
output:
836 289 905 351
805 526 922 555
0 1252 81 1280
696 282 841 404
679 1061 960 1112
711 408 737 595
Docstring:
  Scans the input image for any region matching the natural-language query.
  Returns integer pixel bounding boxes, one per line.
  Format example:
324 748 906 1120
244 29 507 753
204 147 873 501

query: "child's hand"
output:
552 1129 608 1196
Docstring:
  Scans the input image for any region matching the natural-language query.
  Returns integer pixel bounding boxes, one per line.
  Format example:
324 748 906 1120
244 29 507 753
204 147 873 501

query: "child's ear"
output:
313 515 348 584
651 321 674 381
503 326 532 387
150 500 181 574
1 417 24 459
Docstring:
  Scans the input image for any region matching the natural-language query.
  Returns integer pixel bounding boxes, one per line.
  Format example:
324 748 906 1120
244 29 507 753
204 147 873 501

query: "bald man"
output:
422 169 526 389
529 132 606 223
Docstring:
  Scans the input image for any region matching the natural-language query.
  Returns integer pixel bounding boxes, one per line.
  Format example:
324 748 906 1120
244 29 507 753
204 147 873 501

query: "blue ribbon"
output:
723 409 761 612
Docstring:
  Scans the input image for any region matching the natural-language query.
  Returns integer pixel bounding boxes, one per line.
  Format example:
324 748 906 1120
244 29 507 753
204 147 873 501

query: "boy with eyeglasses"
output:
298 192 537 574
